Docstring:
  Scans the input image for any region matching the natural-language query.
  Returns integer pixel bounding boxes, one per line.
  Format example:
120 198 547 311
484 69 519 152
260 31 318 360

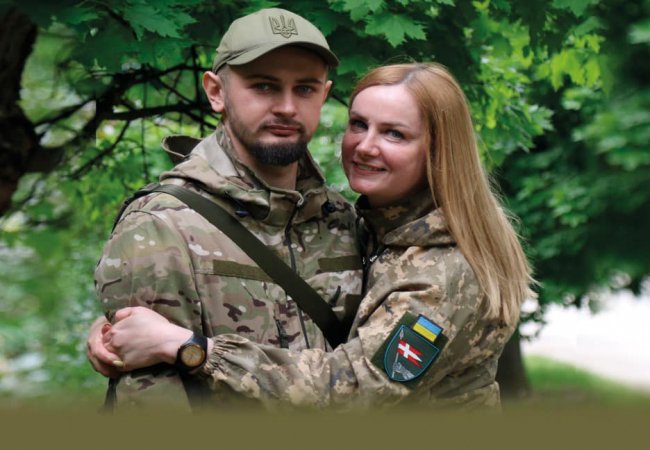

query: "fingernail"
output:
112 360 124 368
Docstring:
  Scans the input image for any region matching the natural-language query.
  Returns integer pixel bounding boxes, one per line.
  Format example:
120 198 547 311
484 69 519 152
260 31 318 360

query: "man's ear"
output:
322 80 333 104
203 71 225 113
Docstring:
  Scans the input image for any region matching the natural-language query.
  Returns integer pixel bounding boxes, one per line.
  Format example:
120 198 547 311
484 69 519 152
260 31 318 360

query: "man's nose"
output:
272 91 298 116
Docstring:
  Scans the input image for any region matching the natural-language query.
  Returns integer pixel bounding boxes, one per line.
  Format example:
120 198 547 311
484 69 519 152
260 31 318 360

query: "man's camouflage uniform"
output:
95 125 363 411
196 190 517 410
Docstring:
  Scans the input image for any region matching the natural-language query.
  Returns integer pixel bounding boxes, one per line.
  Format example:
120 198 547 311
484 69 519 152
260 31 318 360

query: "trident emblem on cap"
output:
269 15 298 39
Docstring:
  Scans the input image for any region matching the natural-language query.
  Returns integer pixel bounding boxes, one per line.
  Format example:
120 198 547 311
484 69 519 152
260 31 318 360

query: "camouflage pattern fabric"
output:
196 189 517 411
95 125 363 411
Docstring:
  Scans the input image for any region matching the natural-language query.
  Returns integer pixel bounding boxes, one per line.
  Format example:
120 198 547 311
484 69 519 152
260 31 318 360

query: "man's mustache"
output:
261 119 305 132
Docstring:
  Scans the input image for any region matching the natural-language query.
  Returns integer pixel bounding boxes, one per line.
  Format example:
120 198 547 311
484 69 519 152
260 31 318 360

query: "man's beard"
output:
246 140 308 166
225 99 308 166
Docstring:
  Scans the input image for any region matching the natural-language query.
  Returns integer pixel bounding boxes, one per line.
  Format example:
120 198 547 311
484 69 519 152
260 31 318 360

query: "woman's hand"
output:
87 316 122 378
103 306 192 371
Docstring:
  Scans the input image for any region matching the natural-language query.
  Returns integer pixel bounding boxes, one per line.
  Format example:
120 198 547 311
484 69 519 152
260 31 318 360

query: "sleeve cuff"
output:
198 334 249 379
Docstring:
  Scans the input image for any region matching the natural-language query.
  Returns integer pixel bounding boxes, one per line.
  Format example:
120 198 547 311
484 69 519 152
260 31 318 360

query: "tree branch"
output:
105 102 211 121
0 173 42 226
191 45 205 136
91 1 139 40
68 120 131 179
34 101 92 127
330 92 348 108
0 7 39 216
0 24 213 217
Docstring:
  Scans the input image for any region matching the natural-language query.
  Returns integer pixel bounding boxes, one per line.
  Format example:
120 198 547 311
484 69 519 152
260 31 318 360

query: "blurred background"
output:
1 0 648 410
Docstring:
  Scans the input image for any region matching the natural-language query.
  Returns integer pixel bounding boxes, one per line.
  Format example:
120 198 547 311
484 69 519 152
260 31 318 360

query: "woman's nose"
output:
355 132 380 157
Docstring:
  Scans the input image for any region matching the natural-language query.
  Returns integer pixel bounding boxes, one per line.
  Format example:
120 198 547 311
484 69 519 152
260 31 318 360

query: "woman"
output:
100 63 534 409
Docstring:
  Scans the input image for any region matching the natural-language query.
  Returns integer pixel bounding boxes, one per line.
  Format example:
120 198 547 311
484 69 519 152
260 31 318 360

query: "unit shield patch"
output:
373 313 444 384
384 325 439 382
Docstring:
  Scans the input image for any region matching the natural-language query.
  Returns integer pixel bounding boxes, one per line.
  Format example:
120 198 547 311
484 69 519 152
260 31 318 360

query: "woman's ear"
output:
202 71 225 113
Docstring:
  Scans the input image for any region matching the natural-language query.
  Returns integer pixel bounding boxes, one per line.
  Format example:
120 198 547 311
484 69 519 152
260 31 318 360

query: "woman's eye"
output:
349 119 367 130
387 129 404 139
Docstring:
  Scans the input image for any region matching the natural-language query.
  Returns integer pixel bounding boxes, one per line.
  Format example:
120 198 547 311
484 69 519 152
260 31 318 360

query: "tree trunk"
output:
0 7 38 216
496 328 531 399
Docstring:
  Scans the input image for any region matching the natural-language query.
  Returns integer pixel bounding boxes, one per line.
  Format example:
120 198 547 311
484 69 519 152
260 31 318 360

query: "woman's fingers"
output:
87 319 124 377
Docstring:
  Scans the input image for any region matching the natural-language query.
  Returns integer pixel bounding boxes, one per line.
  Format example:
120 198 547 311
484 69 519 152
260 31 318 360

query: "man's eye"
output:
253 83 272 91
295 85 317 95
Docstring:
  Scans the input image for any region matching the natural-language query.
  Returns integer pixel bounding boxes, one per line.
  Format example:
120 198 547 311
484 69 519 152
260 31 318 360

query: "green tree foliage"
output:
501 0 650 311
0 0 647 400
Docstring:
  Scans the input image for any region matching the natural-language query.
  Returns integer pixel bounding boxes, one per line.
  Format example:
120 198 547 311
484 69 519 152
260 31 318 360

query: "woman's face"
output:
342 84 429 208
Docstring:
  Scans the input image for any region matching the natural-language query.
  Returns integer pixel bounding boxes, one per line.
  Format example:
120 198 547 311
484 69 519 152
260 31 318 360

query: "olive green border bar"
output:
318 255 362 272
4 406 650 448
212 260 272 282
214 256 360 281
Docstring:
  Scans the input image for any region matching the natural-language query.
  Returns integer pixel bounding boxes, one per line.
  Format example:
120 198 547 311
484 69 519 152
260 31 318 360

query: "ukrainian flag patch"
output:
412 315 442 343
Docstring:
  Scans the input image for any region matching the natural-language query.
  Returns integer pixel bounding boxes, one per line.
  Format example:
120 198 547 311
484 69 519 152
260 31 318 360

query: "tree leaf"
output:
364 13 426 47
342 0 384 13
340 0 384 21
121 3 196 40
306 8 344 35
574 16 603 36
629 19 650 44
337 53 377 75
552 0 598 17
55 6 99 26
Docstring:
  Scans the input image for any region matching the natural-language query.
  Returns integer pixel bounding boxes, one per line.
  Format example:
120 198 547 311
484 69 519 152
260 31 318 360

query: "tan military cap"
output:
212 8 339 72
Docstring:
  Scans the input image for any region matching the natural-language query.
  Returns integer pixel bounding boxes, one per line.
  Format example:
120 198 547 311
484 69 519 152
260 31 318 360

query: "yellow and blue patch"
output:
412 315 442 343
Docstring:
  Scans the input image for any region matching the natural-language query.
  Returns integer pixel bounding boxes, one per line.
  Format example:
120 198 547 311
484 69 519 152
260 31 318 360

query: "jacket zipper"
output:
275 319 290 348
361 220 382 294
283 203 311 349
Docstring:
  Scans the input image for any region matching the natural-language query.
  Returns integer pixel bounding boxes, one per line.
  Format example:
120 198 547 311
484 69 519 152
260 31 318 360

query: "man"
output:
89 8 362 411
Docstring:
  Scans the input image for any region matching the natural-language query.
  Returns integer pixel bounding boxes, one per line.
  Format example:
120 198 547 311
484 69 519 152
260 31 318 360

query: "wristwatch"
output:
175 333 208 371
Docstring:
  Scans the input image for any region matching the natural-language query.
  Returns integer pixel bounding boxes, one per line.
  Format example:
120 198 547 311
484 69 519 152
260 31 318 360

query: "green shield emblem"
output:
383 325 440 382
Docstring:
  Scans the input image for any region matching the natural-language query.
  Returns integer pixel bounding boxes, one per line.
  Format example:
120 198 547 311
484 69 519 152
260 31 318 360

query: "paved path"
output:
521 291 650 392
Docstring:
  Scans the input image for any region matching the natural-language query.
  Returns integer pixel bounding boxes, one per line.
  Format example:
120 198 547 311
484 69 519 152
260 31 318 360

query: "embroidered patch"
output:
269 15 298 38
371 313 445 385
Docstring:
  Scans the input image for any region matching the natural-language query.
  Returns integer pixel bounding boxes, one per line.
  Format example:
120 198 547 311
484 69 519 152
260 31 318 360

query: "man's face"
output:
218 46 331 166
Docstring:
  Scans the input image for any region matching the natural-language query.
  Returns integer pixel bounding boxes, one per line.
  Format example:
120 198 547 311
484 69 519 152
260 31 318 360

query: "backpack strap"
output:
148 183 348 349
110 182 161 232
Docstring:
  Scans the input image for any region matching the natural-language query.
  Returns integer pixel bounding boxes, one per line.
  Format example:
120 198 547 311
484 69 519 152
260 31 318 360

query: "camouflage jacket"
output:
95 125 363 411
198 190 517 410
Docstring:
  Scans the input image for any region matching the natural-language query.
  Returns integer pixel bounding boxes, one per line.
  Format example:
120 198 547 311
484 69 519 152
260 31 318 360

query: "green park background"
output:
0 0 649 412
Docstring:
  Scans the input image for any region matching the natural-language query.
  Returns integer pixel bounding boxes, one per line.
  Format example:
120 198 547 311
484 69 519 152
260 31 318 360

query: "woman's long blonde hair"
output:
350 63 534 326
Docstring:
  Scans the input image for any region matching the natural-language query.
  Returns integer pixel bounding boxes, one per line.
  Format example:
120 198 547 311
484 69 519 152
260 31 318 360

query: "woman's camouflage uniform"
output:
197 190 517 410
95 125 362 410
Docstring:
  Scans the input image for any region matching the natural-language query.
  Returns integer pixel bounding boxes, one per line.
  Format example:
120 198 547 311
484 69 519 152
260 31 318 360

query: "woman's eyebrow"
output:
349 110 409 128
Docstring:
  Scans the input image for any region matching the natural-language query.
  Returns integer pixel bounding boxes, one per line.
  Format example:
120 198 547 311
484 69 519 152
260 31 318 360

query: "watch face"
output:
181 344 206 368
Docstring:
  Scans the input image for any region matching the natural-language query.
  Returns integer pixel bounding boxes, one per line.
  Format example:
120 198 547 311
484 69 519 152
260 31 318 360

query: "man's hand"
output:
103 306 192 370
86 316 122 378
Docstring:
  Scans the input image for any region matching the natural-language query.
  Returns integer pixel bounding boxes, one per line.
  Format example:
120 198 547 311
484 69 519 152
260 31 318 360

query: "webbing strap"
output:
150 184 347 349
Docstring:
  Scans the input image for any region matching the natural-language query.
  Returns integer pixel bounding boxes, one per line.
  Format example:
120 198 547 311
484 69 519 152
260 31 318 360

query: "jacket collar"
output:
159 124 332 227
356 189 455 248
